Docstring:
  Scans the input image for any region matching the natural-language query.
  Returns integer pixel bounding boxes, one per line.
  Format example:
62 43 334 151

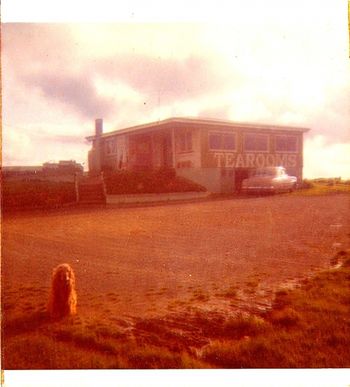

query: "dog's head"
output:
52 263 75 292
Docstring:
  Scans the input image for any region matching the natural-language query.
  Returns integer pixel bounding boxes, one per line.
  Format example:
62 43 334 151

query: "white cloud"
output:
304 135 350 179
3 124 90 167
2 127 33 165
2 1 350 177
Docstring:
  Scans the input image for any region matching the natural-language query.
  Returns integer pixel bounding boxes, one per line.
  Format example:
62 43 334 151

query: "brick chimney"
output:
95 118 103 136
93 118 103 173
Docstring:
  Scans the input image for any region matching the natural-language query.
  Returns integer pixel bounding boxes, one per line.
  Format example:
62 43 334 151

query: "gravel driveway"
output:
3 194 349 319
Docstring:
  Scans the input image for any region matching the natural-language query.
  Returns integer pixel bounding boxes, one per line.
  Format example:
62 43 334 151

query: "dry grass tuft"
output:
268 307 302 328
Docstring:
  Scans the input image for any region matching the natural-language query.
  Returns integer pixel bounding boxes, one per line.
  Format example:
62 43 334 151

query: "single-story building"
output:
87 117 310 193
42 160 84 175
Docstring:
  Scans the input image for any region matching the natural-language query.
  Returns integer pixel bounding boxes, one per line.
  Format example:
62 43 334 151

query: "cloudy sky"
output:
2 0 350 178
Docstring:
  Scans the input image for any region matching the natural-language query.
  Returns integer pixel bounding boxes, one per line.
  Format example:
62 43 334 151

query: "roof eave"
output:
85 117 310 141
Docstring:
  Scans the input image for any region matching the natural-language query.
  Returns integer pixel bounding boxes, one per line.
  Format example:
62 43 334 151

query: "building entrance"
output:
161 135 173 168
234 167 253 193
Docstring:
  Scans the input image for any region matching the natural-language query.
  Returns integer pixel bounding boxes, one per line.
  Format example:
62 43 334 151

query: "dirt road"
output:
3 194 349 321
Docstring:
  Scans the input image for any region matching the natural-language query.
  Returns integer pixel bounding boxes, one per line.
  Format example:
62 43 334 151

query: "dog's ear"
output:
69 269 76 286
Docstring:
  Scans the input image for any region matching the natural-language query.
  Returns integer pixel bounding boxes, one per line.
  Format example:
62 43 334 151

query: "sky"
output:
2 0 350 178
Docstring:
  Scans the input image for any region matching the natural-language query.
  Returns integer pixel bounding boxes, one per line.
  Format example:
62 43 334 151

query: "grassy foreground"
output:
3 251 350 369
203 252 350 368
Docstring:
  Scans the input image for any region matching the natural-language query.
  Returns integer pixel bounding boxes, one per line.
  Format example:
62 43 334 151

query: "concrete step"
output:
79 188 104 194
79 198 106 204
78 199 106 204
78 185 106 203
79 194 105 201
76 174 107 204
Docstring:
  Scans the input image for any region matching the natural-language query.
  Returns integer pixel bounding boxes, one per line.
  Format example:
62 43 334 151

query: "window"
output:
275 135 298 152
224 134 236 150
244 133 269 152
209 133 221 149
105 139 117 155
209 132 236 151
178 130 193 152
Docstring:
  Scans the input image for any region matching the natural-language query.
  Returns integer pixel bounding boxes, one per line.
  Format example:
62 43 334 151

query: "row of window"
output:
105 132 299 155
105 137 151 155
208 132 298 153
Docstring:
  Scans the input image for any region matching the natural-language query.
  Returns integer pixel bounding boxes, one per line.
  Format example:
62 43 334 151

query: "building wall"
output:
200 127 304 182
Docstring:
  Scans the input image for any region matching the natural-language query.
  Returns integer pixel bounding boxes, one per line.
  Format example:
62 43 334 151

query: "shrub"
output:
104 169 206 194
301 179 315 189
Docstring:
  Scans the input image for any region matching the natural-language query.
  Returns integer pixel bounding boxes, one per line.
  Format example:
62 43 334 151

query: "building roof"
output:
86 117 310 140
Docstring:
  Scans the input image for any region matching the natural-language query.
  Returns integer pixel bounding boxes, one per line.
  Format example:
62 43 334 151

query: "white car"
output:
241 166 297 194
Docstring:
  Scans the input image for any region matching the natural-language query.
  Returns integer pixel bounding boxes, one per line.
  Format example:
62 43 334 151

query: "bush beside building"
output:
103 168 206 195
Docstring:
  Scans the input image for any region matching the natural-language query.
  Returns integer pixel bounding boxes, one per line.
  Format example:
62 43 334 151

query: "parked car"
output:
241 166 297 194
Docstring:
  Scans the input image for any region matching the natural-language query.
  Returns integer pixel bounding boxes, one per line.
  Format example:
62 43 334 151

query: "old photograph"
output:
1 1 350 386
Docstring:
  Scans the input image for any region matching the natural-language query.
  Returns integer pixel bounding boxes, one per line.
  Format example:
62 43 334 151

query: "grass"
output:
190 289 210 302
216 285 238 299
291 179 350 196
3 254 350 369
203 255 350 368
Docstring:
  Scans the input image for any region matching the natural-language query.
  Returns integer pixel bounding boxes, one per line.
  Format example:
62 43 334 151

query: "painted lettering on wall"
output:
213 153 297 168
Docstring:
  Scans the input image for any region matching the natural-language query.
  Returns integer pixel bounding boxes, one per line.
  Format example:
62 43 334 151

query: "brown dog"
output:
48 263 77 319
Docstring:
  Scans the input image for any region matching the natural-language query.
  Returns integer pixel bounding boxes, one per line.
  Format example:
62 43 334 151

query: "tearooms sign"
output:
213 153 298 168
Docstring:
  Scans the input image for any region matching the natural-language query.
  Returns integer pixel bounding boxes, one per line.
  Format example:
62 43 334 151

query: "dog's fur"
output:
48 263 77 319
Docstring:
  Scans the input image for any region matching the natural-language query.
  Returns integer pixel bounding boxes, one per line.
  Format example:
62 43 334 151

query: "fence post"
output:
101 171 107 203
74 173 80 203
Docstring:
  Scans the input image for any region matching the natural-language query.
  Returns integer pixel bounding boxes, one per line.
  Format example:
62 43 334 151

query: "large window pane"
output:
223 134 235 150
106 139 117 154
244 134 268 151
209 134 221 149
276 136 297 152
178 130 192 152
186 131 192 151
209 132 236 150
